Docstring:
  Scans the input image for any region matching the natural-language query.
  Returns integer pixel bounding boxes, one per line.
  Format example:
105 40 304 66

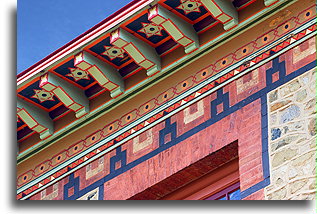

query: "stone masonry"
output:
264 68 316 200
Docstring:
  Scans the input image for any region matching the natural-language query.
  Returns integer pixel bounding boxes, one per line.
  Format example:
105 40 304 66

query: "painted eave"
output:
17 0 156 86
17 0 299 161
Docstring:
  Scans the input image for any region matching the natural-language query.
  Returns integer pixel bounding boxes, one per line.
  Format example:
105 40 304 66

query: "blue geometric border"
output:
63 58 316 200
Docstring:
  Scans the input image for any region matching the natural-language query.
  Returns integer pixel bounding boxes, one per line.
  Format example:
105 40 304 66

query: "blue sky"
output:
17 0 132 74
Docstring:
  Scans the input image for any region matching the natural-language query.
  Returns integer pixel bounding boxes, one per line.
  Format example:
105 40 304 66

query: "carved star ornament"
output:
176 0 202 14
138 22 164 38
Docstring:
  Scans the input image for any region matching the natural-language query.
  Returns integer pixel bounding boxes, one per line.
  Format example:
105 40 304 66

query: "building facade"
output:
17 0 316 200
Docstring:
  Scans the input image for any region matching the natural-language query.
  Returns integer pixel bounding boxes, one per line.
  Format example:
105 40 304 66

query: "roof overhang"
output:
17 0 300 162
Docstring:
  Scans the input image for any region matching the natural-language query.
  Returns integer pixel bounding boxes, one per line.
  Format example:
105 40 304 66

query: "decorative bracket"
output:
148 4 199 53
200 0 238 30
110 28 161 76
74 51 125 98
39 73 89 118
17 97 54 139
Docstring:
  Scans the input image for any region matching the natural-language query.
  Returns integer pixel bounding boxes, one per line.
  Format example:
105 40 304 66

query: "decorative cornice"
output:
17 0 300 163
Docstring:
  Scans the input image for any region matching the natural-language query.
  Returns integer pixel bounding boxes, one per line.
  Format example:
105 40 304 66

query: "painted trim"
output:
17 27 316 198
17 0 302 161
17 19 316 191
17 0 156 84
23 61 316 200
17 14 315 163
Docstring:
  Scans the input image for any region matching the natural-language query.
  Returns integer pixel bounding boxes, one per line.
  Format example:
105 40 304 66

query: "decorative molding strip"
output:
265 0 288 7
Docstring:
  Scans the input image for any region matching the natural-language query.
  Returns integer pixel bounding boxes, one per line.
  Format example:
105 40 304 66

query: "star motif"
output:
138 22 164 38
31 89 55 103
66 68 90 81
102 46 125 60
176 0 202 14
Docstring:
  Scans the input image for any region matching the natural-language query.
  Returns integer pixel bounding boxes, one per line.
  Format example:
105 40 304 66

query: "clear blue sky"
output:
17 0 132 74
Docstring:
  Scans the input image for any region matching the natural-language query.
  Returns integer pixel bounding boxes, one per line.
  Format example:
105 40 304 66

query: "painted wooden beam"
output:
39 73 89 118
17 97 54 139
148 5 199 53
74 51 125 98
110 28 161 76
200 0 238 30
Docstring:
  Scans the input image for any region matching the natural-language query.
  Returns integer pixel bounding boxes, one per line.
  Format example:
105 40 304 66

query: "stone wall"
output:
264 68 316 200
